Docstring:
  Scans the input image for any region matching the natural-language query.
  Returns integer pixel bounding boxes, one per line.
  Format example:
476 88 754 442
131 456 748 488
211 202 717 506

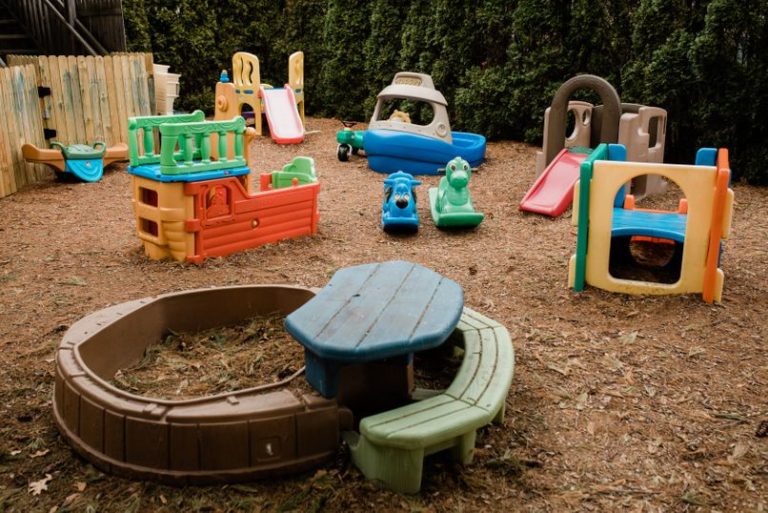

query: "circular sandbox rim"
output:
53 285 353 485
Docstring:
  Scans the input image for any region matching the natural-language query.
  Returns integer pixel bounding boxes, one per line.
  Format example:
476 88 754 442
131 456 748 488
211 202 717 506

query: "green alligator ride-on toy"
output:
429 157 485 228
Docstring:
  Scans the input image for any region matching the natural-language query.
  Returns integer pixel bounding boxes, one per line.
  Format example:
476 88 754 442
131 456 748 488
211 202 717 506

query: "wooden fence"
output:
0 53 154 199
0 65 47 197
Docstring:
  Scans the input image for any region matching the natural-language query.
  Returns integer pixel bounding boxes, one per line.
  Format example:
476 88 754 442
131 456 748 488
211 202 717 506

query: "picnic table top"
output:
285 260 464 362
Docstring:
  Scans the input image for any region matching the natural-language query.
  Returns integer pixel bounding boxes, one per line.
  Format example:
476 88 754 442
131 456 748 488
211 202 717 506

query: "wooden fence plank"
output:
121 55 136 118
88 56 104 142
112 56 128 143
48 56 70 144
14 66 33 185
29 63 48 181
21 64 47 181
95 56 113 145
67 55 88 144
6 67 28 188
104 56 121 145
133 54 151 116
0 68 17 196
37 56 56 139
0 113 9 196
83 56 98 142
59 56 79 144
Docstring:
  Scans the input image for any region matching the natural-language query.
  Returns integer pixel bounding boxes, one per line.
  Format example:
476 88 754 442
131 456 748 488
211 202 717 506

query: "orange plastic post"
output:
260 173 272 191
702 149 730 303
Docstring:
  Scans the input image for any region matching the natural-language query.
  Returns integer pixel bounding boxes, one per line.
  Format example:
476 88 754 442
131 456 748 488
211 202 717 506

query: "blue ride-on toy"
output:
382 171 421 232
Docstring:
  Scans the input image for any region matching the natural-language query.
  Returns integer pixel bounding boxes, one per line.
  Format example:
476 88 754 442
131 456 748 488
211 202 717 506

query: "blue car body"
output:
382 171 421 231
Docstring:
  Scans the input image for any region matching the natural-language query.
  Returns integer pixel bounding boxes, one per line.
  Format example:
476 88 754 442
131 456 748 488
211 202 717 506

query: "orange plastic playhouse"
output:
127 111 319 263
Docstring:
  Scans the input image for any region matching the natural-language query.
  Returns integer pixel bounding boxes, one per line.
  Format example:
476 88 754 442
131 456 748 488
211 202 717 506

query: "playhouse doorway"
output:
608 173 686 285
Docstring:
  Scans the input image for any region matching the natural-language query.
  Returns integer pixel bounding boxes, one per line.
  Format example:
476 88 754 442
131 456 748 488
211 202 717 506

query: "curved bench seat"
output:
345 307 514 493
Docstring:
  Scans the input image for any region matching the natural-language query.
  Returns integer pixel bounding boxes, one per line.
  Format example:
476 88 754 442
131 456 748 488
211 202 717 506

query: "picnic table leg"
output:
344 432 425 494
304 349 342 397
337 357 413 413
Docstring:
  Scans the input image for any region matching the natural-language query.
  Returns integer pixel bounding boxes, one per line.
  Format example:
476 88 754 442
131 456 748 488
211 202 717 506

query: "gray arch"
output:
545 74 622 165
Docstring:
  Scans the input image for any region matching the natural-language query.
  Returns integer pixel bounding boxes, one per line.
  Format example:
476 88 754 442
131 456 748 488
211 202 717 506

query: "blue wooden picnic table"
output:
285 260 464 397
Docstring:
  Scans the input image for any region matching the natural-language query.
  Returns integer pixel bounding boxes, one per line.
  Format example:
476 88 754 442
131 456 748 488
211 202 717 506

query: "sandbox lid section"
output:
53 285 352 485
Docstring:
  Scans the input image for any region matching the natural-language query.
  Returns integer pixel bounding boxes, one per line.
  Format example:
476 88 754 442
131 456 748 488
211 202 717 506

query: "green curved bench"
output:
344 307 514 494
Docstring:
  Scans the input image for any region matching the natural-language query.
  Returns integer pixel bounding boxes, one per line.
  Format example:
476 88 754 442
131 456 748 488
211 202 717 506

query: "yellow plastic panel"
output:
288 51 305 124
131 176 194 261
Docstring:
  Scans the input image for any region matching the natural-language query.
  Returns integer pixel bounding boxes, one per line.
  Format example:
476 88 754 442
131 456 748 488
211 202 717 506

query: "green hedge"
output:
127 0 768 183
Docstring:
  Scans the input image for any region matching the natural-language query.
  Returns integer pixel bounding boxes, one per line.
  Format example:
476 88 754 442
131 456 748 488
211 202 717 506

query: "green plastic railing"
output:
128 112 248 175
158 117 246 175
128 111 205 167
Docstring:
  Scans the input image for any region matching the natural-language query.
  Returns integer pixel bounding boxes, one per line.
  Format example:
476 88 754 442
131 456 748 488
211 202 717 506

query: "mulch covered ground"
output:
0 117 766 512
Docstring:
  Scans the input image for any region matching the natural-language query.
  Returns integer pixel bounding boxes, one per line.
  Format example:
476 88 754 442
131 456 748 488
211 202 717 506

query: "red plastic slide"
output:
519 148 589 216
260 85 305 144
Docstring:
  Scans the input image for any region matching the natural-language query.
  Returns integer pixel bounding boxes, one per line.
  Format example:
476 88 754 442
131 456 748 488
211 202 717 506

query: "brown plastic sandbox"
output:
53 285 353 485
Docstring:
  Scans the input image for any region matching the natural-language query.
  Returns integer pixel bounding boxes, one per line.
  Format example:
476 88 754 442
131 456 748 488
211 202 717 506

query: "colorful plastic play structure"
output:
335 72 486 175
568 144 734 303
126 110 319 263
214 51 305 144
382 171 421 232
520 74 668 216
429 157 484 228
21 141 128 182
54 261 515 494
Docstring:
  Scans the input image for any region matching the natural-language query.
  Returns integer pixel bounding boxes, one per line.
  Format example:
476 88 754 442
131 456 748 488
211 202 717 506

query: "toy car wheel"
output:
352 147 360 155
337 144 351 162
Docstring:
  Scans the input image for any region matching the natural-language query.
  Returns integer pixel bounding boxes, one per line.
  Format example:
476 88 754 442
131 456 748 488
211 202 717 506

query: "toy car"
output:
336 120 365 161
382 171 421 232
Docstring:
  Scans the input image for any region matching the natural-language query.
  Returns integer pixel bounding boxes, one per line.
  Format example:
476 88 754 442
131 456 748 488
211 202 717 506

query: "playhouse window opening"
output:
565 110 576 139
631 174 679 210
377 99 434 126
565 109 590 140
139 187 158 207
240 102 256 126
648 116 663 148
140 218 159 237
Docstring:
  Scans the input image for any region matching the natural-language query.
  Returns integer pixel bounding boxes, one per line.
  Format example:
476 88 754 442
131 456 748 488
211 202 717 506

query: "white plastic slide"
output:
260 85 305 144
